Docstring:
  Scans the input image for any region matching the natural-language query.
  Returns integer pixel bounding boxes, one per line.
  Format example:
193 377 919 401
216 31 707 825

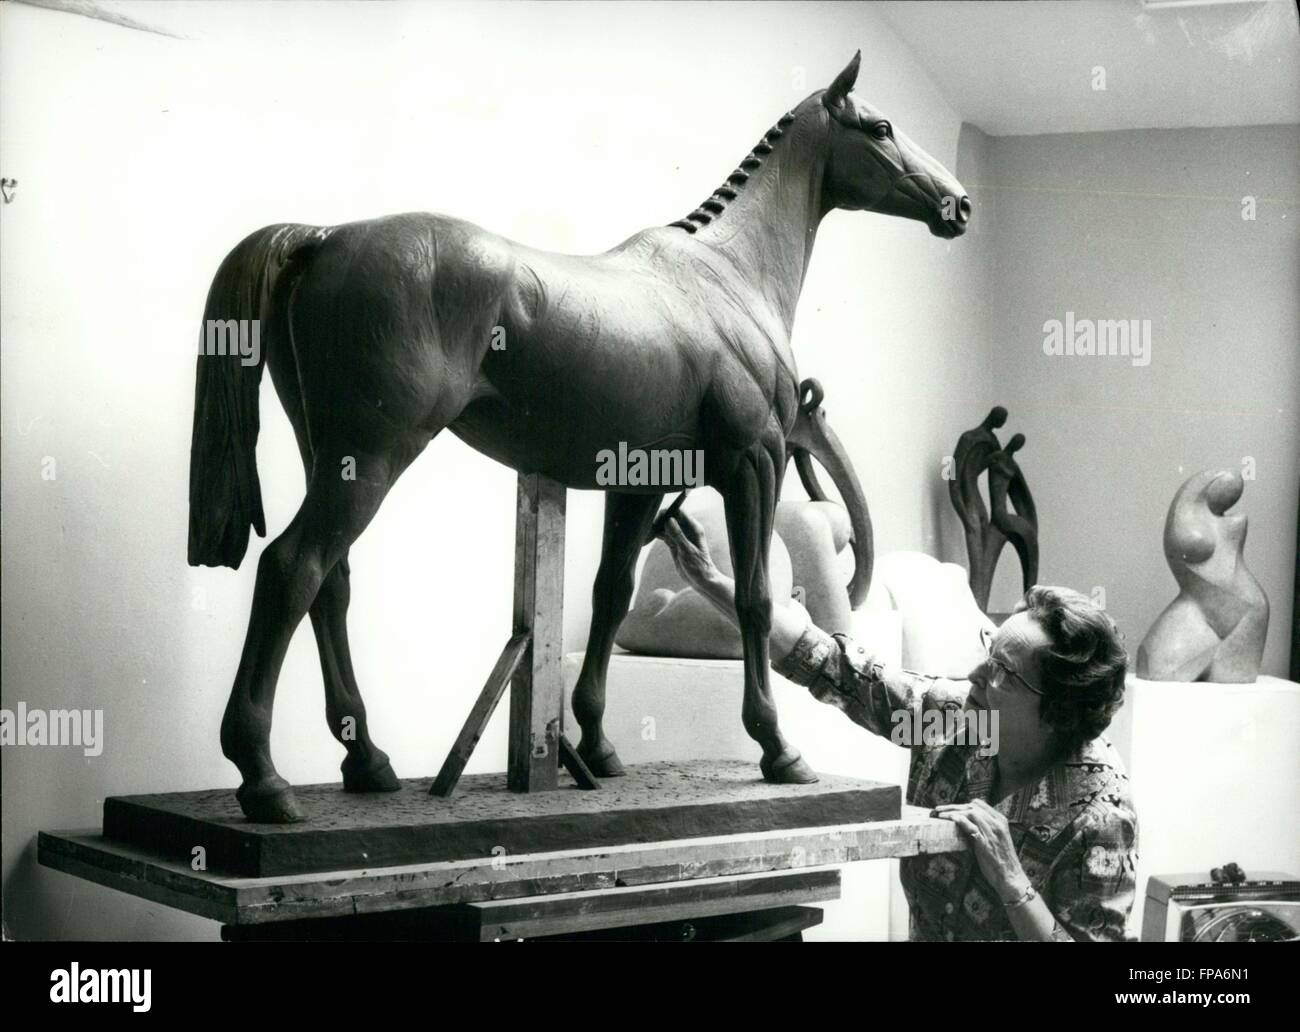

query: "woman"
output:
658 511 1138 942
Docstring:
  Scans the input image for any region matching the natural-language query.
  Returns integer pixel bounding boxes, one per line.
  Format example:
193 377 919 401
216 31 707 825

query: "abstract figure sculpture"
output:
949 407 1037 611
987 433 1038 596
1137 469 1269 683
188 53 969 822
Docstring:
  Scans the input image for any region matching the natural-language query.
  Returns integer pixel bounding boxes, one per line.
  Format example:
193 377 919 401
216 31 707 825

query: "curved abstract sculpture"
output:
786 378 873 608
1137 469 1269 683
188 53 970 821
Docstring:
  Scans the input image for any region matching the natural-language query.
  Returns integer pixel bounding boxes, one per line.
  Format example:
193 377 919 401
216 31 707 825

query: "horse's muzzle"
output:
931 194 971 238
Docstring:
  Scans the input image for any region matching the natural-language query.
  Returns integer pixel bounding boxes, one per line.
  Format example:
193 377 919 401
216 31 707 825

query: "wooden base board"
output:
102 759 900 877
217 869 838 941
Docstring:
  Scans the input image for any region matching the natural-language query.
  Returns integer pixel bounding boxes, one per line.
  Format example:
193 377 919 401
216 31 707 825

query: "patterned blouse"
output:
773 624 1139 942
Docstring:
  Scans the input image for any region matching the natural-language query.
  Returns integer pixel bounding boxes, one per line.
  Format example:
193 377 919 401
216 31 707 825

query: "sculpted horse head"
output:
820 52 971 235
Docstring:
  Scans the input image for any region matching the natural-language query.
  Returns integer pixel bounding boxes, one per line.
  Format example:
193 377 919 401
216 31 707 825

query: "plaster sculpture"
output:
1137 469 1269 683
617 494 853 660
189 53 970 821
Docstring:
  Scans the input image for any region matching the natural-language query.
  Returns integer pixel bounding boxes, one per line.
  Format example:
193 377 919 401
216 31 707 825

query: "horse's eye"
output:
872 122 892 141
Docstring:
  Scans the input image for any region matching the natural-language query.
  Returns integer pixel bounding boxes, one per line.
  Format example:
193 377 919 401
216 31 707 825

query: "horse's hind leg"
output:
271 358 399 793
722 436 817 785
573 491 664 777
221 442 422 822
309 554 400 792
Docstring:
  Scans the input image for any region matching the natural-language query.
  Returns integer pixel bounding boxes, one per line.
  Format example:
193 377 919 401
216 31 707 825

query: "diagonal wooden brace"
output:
559 734 600 790
431 632 530 797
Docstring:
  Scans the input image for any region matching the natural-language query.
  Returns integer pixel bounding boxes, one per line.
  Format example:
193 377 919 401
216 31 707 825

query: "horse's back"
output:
280 213 518 448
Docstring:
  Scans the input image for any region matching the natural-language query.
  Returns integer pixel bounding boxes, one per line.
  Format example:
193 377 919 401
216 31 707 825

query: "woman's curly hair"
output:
1019 586 1127 757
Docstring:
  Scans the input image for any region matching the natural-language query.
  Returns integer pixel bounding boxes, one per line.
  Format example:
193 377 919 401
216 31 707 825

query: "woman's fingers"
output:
945 812 988 849
667 521 699 561
934 800 1004 827
674 511 707 549
932 807 979 833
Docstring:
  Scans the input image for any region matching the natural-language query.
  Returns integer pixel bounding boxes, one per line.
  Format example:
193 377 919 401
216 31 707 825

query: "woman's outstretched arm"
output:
659 513 810 661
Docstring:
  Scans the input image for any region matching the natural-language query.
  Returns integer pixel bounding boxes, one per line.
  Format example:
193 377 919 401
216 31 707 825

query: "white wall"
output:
0 1 989 940
984 125 1300 675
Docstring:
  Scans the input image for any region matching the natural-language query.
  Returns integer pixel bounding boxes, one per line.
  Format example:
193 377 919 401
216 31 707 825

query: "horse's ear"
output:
823 51 861 109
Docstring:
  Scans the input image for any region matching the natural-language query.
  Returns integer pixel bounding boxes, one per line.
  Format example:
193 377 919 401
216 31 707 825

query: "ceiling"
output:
876 0 1300 135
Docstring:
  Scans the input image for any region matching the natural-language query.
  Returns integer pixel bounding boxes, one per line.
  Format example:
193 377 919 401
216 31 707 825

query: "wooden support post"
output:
508 473 567 793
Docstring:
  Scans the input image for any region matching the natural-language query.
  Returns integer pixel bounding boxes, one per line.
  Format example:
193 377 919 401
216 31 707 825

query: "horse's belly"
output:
449 396 704 492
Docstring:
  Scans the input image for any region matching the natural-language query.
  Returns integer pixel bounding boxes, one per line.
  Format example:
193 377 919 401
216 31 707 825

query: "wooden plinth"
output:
101 760 900 878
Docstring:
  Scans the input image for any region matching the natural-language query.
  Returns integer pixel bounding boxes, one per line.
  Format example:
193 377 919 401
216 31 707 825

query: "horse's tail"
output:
187 224 322 569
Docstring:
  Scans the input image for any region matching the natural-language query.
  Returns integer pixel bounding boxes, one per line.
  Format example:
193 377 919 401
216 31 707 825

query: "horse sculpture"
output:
189 53 970 822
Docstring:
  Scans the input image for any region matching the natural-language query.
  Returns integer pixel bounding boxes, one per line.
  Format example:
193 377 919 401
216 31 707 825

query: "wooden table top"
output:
38 806 962 926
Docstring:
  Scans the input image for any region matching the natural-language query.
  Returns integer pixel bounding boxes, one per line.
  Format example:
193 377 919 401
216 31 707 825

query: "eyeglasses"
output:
979 626 1044 696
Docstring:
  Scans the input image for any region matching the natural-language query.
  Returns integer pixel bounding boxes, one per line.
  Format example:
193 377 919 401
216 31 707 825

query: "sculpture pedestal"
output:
99 760 899 878
38 798 961 937
1111 674 1300 937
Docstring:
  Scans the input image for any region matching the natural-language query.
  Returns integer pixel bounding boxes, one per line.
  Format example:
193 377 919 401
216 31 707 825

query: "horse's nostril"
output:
957 195 972 223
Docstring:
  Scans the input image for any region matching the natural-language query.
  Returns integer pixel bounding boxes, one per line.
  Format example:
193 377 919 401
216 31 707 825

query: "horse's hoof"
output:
579 742 627 778
761 753 819 785
236 779 305 823
342 755 401 793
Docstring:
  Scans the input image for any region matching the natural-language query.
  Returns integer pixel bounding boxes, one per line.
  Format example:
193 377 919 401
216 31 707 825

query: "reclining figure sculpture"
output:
188 53 970 822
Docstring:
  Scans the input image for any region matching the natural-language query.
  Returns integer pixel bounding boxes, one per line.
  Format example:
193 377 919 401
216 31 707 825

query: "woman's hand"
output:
932 799 1030 901
659 512 722 593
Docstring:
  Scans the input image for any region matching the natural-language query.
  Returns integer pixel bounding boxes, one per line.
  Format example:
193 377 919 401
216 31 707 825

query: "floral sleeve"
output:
1045 800 1140 942
773 623 966 743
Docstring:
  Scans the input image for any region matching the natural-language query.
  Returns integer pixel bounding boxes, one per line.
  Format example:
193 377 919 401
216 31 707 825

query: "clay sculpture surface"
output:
188 53 969 822
1137 469 1269 683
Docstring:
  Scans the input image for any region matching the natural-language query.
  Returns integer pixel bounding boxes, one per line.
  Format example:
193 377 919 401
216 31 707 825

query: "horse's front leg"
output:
722 438 818 784
573 490 664 776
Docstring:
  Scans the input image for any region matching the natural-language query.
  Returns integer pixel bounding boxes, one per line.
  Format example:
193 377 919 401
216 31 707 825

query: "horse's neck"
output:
692 121 827 335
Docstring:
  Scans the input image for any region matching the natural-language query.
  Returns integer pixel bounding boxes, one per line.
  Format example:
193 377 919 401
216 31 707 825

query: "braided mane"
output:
669 109 798 233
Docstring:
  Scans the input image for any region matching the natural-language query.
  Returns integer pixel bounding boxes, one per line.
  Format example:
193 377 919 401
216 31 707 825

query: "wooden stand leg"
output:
508 474 566 793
